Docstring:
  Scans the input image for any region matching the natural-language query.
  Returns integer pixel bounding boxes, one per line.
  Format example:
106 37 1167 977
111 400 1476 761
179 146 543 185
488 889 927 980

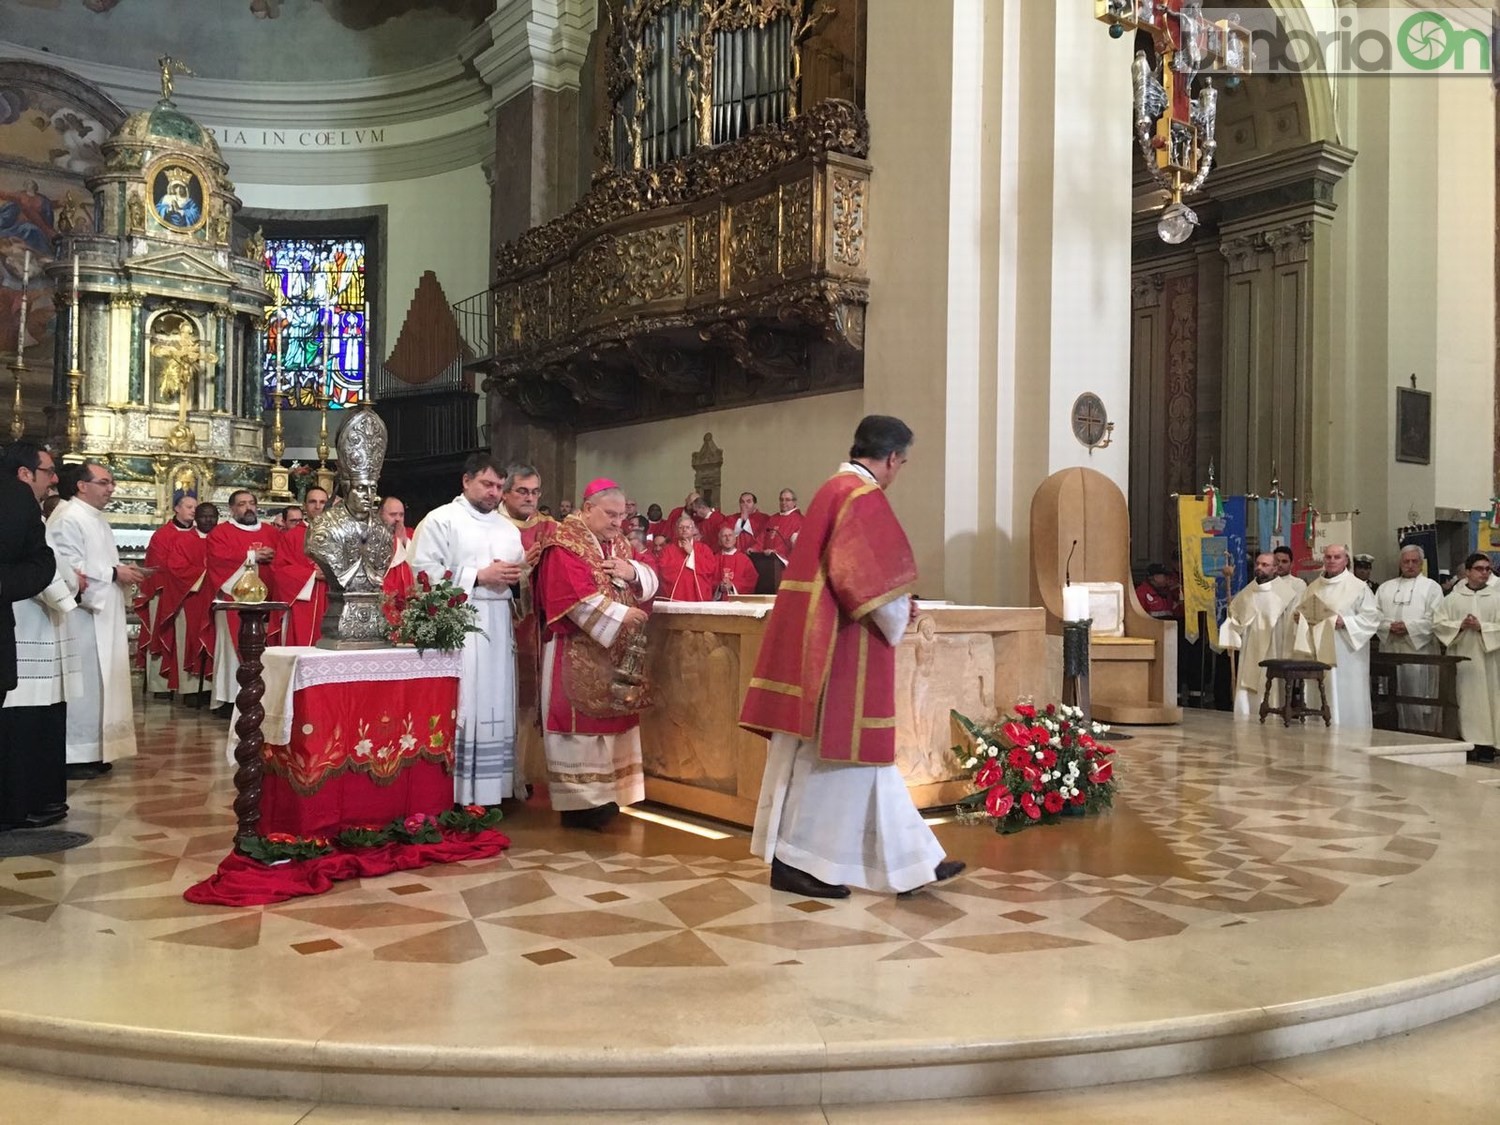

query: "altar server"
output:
48 460 143 774
534 479 658 829
1291 543 1381 728
1218 552 1300 717
409 454 524 805
1435 553 1500 761
1375 545 1446 732
740 416 962 898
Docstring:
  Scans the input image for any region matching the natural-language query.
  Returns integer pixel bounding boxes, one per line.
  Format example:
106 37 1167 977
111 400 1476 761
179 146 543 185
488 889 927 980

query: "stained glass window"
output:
262 238 367 409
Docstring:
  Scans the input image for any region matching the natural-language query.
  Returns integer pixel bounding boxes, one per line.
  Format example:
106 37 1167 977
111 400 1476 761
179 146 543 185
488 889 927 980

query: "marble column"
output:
127 301 145 405
213 305 229 413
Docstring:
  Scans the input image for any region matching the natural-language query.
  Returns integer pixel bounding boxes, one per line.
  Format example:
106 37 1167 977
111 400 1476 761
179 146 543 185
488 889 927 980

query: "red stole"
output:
657 542 717 601
271 523 327 646
738 470 916 765
715 550 758 595
535 515 645 735
727 511 768 552
759 509 803 560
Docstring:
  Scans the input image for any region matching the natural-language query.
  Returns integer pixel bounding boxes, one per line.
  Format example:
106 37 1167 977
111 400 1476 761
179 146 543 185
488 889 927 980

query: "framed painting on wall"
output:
1395 387 1431 465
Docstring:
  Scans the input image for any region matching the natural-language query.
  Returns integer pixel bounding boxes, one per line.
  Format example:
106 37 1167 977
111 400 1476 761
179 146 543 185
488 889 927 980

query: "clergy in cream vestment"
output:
1434 554 1500 752
1218 553 1299 717
1375 546 1446 732
1291 544 1381 729
409 456 525 806
46 463 140 765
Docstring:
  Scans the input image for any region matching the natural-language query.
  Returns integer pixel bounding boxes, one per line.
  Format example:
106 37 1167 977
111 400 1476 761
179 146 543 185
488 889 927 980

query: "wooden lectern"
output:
1030 467 1181 725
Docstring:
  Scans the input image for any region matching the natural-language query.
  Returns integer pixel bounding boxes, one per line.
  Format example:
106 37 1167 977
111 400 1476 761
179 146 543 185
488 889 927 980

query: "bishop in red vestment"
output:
713 526 758 597
739 416 962 899
657 514 717 601
534 479 658 829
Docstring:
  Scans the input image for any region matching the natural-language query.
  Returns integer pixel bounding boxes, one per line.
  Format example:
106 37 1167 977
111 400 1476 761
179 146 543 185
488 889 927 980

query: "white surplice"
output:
1292 570 1381 729
1375 574 1446 732
7 566 78 710
750 480 945 895
539 541 659 812
1434 582 1500 748
1218 578 1299 717
47 500 136 763
410 496 524 805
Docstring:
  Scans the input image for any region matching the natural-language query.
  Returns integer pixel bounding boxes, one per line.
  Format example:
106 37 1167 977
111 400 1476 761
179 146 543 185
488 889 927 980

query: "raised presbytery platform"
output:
643 600 1048 825
0 707 1496 1112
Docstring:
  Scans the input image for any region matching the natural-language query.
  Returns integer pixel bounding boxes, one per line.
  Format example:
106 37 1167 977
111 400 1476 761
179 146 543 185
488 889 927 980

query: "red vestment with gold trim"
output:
738 470 916 765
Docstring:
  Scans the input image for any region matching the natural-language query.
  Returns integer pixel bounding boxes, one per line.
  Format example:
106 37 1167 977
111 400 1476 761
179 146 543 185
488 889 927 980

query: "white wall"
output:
573 390 865 514
238 164 492 346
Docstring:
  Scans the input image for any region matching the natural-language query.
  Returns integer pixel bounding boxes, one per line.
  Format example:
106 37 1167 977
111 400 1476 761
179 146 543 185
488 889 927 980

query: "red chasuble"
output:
271 523 327 647
153 528 208 689
203 520 284 653
136 521 191 675
726 511 768 552
168 531 213 682
657 542 717 601
758 509 804 561
715 549 758 595
381 531 416 626
535 516 648 736
506 512 557 717
739 470 917 765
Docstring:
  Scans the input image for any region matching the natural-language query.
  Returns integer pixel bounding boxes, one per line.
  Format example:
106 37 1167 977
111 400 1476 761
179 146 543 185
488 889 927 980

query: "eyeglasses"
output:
32 465 57 478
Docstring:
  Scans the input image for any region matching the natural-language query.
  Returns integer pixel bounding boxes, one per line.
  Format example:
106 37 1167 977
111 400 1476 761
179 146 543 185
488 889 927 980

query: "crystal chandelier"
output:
1096 1 1251 244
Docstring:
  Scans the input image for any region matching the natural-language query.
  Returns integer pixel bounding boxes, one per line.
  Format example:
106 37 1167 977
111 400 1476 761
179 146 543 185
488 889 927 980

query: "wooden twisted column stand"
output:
211 600 289 853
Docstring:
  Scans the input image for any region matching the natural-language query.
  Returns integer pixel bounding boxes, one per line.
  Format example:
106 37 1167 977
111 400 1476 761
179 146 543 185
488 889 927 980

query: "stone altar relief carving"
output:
644 628 741 794
897 621 997 787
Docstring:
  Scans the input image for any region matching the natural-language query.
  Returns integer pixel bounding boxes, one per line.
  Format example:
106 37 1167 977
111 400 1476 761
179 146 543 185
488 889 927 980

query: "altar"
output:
642 600 1048 827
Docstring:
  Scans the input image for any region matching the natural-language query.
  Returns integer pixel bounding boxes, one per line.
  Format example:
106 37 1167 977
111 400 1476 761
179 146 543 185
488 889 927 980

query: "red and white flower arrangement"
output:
386 569 483 654
951 702 1117 833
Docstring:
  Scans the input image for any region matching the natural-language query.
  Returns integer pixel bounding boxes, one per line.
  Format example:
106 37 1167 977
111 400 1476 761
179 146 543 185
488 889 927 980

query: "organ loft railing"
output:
606 0 832 171
476 0 869 430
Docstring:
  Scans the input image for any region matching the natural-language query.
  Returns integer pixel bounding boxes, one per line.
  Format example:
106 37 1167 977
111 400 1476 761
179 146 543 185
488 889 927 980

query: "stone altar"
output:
642 599 1048 827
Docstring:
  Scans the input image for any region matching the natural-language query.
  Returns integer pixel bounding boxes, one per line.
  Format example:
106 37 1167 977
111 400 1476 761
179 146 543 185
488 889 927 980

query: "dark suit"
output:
0 475 55 696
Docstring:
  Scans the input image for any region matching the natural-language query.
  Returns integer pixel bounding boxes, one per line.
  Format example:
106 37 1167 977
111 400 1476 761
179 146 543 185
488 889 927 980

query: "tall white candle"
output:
70 256 80 372
15 249 29 363
1062 585 1091 623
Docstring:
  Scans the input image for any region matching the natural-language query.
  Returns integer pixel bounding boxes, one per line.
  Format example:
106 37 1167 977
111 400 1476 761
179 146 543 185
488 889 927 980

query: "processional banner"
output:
1217 496 1249 628
1468 512 1500 567
1176 494 1220 647
1255 498 1295 552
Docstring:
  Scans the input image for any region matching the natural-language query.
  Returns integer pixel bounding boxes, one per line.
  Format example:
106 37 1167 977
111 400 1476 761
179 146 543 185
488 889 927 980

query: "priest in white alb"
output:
409 454 524 806
47 461 144 776
1375 545 1446 732
1291 543 1381 728
1434 553 1500 761
1218 552 1300 717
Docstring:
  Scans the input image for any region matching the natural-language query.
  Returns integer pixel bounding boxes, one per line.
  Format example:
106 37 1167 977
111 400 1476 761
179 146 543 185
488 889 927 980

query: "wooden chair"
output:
1258 659 1331 727
1029 467 1181 724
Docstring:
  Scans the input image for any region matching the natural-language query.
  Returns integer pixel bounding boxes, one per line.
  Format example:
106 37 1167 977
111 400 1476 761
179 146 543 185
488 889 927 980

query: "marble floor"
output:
2 703 1500 1111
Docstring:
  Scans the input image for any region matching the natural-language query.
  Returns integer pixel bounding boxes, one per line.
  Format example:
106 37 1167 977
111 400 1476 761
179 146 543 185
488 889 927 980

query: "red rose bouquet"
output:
386 569 483 654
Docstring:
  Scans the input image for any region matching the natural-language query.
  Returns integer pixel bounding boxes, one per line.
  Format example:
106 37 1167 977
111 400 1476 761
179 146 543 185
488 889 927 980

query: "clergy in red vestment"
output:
689 496 725 543
379 495 415 623
499 464 556 793
534 479 659 829
726 492 769 553
657 514 717 601
645 503 669 545
663 491 697 537
739 416 963 899
628 527 658 571
139 492 199 693
174 501 219 702
204 490 281 711
756 488 804 563
271 486 328 647
713 525 758 597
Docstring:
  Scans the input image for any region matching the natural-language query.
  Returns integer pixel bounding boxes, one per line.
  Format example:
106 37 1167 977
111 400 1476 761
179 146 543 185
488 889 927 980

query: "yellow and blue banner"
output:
1177 494 1220 647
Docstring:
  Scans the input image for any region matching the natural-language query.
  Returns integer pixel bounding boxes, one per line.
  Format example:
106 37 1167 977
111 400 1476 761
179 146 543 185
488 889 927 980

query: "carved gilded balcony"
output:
481 100 871 429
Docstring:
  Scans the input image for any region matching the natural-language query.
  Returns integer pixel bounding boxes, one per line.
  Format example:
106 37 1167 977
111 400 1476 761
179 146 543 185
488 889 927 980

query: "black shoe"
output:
560 802 620 831
1479 746 1498 763
211 703 233 719
897 858 967 899
181 692 208 709
65 762 112 780
152 691 174 700
23 809 66 829
769 857 850 899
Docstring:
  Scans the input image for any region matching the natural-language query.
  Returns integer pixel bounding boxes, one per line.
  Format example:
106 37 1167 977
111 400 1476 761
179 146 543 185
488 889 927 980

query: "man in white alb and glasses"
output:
1375 545 1445 733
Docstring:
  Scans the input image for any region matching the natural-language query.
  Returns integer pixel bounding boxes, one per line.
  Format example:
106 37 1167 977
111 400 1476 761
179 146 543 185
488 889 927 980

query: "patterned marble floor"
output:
3 701 1500 1111
0 706 1447 968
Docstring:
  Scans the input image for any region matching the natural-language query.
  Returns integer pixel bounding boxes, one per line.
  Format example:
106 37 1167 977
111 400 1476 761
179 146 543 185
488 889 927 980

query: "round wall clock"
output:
1071 392 1112 450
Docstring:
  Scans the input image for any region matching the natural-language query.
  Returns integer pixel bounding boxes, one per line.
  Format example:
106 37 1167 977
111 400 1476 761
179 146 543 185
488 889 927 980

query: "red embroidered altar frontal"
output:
249 647 462 839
